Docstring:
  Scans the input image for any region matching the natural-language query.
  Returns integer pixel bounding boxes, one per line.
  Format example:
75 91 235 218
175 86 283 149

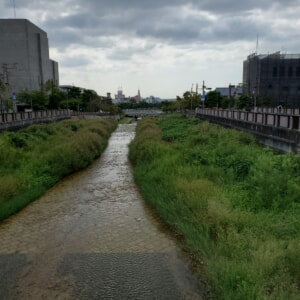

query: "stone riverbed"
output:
0 123 204 300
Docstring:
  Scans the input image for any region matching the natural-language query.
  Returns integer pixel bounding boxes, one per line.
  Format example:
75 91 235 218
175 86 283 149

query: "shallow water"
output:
0 124 204 299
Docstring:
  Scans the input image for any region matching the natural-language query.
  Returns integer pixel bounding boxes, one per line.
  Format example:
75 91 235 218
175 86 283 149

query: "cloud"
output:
1 0 300 97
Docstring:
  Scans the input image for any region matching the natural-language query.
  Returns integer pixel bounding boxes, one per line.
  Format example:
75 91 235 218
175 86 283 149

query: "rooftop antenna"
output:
12 0 16 18
256 34 259 55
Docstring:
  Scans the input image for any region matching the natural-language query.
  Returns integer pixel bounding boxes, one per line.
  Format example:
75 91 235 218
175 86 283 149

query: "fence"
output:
195 107 300 131
195 107 300 153
0 109 70 131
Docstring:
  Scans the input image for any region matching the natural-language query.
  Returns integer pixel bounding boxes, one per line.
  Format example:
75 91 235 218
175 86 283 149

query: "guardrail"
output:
195 107 300 153
195 107 300 130
0 109 70 131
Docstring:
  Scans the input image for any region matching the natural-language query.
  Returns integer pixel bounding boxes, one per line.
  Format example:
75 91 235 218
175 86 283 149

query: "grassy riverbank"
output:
0 118 117 221
129 114 300 299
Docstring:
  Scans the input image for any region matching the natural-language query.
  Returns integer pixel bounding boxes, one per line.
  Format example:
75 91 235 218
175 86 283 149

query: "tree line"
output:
0 80 122 114
0 79 273 115
162 90 271 112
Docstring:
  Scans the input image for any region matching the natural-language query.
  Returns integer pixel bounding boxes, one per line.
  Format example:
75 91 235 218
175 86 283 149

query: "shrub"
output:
129 115 300 299
0 118 117 221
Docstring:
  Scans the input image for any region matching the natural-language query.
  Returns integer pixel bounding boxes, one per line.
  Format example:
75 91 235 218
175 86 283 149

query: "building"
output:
0 19 59 96
134 89 142 103
215 84 243 98
113 87 132 104
243 52 300 107
59 85 85 94
144 95 161 104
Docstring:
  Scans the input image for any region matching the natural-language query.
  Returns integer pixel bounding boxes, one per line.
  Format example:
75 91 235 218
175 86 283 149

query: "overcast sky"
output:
1 0 300 98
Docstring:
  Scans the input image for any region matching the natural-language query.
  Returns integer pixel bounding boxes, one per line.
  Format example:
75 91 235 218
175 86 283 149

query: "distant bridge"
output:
195 107 300 153
123 109 164 117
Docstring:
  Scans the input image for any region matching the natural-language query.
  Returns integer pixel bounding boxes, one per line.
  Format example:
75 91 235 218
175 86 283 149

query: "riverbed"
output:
0 123 204 299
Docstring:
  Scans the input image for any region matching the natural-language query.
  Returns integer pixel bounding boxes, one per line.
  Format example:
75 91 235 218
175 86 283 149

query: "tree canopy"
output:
15 82 120 113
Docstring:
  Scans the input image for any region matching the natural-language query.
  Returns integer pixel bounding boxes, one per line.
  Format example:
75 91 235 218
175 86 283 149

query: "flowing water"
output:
0 123 204 299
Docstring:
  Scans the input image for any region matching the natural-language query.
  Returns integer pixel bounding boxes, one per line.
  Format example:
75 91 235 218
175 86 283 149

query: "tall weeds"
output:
0 119 117 221
129 114 300 299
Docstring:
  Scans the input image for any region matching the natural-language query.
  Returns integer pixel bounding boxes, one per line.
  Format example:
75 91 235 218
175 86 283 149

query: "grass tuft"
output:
129 114 300 299
0 119 117 221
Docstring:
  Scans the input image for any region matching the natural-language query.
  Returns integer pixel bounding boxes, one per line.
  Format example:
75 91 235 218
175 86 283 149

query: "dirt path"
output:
0 124 204 299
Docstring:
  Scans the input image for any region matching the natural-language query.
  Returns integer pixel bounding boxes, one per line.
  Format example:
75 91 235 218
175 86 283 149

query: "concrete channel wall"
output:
195 107 300 153
0 110 70 132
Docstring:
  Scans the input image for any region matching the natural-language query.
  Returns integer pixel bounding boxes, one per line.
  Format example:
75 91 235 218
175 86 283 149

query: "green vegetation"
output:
129 114 300 299
15 81 121 114
0 118 117 221
171 89 271 111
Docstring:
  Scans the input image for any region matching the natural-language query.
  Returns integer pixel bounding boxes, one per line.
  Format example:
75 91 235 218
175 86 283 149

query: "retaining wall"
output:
0 110 70 132
195 108 300 153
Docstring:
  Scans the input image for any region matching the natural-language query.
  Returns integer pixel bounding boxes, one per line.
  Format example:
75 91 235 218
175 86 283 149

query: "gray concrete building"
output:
243 52 300 107
215 85 243 98
0 19 59 96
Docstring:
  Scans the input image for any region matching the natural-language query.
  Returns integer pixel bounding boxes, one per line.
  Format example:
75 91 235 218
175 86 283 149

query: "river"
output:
0 123 204 299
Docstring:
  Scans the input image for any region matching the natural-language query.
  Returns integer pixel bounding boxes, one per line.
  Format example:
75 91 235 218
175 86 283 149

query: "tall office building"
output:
243 52 300 107
0 19 59 96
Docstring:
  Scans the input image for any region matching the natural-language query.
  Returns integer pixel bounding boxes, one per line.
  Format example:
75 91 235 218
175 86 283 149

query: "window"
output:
296 66 300 77
273 66 277 77
282 86 290 92
288 66 293 77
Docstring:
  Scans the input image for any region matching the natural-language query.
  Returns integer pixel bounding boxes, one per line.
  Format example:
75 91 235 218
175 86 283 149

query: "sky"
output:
1 0 300 99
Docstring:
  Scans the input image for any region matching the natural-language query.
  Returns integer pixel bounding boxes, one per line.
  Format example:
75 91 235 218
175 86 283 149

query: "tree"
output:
161 100 177 112
205 91 222 108
48 87 67 109
0 79 11 112
68 86 82 99
236 94 250 110
17 90 49 110
178 91 201 110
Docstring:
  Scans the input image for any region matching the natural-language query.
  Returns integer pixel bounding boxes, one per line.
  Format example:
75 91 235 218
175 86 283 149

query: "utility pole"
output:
190 84 193 110
202 80 205 109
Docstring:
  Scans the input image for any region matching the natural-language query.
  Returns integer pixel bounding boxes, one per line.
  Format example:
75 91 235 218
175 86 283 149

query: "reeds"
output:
129 114 300 300
0 119 117 221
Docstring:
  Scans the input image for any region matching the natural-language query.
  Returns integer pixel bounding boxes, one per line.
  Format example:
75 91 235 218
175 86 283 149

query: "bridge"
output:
123 109 164 117
195 107 300 153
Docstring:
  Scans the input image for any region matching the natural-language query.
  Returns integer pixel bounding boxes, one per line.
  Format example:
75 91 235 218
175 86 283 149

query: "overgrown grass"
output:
0 118 117 221
129 114 300 299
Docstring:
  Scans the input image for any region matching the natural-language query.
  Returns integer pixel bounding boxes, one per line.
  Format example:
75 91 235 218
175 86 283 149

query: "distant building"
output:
113 88 129 104
134 89 142 103
144 95 161 104
59 85 86 94
215 85 243 98
243 52 300 107
0 19 59 95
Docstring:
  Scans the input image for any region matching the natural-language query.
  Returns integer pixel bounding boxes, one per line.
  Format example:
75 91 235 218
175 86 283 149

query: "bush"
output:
0 118 117 221
129 114 300 299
